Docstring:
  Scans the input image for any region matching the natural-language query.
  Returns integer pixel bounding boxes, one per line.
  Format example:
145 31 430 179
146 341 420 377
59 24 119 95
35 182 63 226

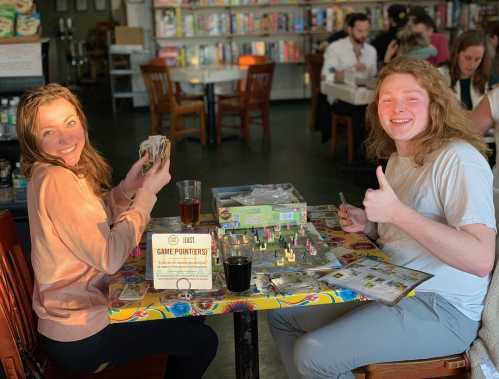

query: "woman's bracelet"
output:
119 181 135 202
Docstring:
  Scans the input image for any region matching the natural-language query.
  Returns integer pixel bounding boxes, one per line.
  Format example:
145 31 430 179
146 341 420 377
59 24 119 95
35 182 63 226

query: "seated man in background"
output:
321 12 377 162
411 13 449 66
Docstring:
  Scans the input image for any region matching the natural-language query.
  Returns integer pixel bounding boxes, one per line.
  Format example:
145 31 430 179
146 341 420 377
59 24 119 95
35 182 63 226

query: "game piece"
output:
299 224 305 236
119 283 149 301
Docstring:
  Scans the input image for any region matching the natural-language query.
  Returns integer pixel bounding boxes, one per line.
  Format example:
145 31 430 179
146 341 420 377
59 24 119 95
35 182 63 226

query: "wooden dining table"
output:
170 65 244 145
321 81 376 106
107 205 393 379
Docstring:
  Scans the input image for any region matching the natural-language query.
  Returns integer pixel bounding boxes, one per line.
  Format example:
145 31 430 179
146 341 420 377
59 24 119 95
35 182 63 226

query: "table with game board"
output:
107 205 390 379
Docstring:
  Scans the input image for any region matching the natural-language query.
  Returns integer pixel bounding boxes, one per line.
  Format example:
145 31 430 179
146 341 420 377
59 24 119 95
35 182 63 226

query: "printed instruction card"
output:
320 257 433 305
152 233 212 290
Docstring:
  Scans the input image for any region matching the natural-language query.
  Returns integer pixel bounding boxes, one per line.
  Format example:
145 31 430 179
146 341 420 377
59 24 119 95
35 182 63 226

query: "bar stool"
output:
331 113 354 162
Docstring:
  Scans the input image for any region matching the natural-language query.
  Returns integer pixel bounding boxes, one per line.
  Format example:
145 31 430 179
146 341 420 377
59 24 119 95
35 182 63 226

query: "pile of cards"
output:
139 135 171 173
119 283 150 301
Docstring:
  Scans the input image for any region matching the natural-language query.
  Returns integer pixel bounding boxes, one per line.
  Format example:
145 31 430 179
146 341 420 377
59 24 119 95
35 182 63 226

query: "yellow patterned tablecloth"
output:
108 205 390 323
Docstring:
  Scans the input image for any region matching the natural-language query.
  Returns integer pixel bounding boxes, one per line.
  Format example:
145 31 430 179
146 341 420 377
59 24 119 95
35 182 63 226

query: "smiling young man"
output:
269 57 495 379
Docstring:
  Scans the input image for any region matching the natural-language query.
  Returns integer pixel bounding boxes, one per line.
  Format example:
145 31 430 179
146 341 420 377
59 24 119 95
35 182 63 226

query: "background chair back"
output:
236 55 269 93
242 62 275 107
305 53 324 131
141 64 177 113
0 210 37 379
306 54 324 98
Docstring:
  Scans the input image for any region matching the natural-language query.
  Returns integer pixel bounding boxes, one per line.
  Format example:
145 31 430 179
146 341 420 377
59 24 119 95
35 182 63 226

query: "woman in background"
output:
472 86 499 221
16 83 218 378
439 31 492 110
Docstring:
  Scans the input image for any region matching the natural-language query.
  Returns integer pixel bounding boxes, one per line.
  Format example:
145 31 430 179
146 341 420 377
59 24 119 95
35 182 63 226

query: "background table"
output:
321 81 375 106
108 207 390 379
170 65 244 144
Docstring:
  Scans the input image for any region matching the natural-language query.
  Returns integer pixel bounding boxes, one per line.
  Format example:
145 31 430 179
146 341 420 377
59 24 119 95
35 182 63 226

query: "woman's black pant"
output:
40 316 218 379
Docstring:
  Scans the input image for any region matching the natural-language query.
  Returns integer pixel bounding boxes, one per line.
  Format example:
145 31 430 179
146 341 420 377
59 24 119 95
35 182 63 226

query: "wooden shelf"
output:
0 35 40 45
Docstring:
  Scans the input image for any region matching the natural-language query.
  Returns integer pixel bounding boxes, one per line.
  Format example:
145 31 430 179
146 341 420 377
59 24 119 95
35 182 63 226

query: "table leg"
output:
205 83 216 145
233 310 259 379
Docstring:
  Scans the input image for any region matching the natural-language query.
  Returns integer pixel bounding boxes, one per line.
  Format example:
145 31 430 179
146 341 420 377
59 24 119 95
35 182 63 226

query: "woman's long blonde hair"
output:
366 57 487 165
16 83 111 194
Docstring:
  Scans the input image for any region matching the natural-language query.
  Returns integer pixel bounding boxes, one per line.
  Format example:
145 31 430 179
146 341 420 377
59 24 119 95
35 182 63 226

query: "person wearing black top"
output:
371 4 409 65
438 31 492 110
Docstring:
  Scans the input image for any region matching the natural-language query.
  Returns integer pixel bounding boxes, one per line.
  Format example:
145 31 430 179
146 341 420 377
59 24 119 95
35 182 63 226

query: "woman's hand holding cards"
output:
142 158 171 195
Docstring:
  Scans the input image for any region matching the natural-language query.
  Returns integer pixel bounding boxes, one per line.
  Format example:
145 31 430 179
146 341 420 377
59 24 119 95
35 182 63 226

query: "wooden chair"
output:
218 55 269 99
216 62 275 144
148 57 203 103
235 55 269 94
0 210 168 379
331 114 354 162
305 53 324 131
353 354 469 378
141 64 206 144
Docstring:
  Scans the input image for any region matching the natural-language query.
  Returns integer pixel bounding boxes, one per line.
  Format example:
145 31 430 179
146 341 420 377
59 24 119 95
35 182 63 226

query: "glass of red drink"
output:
176 180 201 228
221 234 253 293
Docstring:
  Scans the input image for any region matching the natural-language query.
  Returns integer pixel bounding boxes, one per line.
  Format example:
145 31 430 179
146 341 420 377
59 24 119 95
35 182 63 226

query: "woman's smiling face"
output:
377 73 430 156
36 98 85 166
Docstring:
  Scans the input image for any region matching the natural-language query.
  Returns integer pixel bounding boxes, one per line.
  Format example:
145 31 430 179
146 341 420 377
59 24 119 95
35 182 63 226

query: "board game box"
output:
212 183 307 229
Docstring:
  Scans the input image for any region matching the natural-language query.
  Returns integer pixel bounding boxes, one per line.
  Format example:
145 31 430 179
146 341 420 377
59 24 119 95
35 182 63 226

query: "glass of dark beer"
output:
176 180 201 228
221 234 253 293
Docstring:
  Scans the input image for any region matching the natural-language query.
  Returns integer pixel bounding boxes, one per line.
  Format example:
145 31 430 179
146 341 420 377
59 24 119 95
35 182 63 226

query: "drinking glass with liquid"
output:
221 234 253 293
176 180 201 228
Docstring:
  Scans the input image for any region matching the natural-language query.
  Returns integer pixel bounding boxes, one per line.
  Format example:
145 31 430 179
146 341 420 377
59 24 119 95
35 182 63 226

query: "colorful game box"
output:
212 183 307 229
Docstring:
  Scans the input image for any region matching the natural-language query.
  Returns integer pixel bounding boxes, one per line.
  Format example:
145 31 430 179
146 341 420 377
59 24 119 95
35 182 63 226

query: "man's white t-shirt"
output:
321 36 377 84
378 141 495 321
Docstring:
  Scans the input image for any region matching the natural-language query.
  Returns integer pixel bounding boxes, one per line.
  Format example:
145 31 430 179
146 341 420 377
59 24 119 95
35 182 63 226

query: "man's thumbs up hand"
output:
363 166 400 224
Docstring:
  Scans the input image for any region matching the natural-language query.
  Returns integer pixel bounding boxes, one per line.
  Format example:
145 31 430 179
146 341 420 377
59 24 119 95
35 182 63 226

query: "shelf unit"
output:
108 44 153 113
152 0 499 100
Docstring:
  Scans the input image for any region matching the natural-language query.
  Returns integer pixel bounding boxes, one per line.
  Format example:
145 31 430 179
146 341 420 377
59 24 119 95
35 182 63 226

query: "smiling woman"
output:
14 84 218 378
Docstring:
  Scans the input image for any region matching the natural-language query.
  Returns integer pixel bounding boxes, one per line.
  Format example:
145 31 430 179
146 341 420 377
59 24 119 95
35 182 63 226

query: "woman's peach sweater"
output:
28 163 156 342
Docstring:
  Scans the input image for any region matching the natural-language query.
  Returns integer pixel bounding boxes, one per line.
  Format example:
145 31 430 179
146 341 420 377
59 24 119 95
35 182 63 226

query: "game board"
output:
221 222 341 275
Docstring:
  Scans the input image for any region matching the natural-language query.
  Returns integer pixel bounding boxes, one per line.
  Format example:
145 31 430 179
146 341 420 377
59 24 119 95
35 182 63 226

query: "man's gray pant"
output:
268 292 479 379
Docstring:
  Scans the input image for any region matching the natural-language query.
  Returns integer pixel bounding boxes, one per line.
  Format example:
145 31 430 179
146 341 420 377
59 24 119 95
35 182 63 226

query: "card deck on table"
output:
119 283 150 301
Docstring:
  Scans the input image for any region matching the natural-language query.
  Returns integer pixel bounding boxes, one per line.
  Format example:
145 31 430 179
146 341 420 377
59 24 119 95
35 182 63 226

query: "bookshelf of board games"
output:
152 0 499 99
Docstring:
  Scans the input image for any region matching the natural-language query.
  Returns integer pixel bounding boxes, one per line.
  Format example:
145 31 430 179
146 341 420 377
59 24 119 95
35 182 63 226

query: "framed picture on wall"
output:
75 0 88 11
94 0 107 11
56 0 69 12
